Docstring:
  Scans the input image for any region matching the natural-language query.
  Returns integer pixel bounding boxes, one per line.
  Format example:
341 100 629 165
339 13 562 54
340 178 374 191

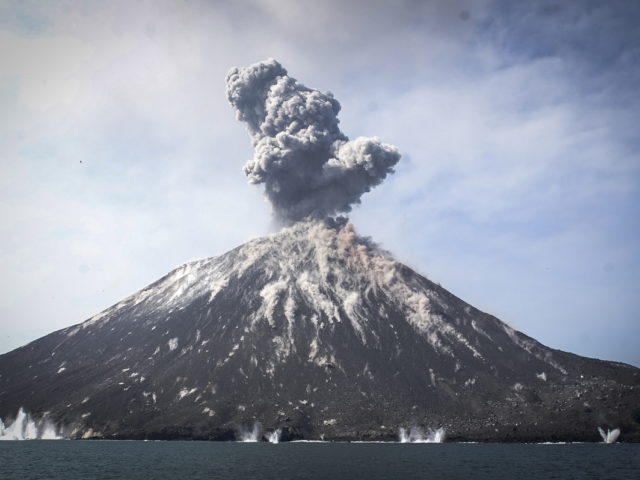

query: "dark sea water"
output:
0 441 638 480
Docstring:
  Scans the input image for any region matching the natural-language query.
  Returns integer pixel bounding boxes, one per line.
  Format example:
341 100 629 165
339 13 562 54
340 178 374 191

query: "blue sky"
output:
1 0 639 366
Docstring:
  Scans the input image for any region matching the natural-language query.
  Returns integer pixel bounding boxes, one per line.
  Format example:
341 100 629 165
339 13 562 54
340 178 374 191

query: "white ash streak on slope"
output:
64 220 466 359
233 220 486 359
64 219 563 372
226 58 400 223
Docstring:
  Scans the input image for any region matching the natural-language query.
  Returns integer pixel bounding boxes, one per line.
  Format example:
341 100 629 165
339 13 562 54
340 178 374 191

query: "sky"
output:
1 0 639 366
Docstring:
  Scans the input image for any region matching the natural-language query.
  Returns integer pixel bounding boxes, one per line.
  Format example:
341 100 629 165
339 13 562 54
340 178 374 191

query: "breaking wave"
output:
399 426 445 443
0 407 62 440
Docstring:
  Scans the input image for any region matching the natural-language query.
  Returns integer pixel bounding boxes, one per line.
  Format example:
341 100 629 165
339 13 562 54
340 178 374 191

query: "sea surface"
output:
0 441 638 479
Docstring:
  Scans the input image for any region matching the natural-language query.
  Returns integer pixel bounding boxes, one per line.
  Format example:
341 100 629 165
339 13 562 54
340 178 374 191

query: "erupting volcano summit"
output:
0 60 638 442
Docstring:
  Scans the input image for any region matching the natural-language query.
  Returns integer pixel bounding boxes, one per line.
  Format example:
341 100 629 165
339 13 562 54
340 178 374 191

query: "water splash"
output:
399 426 445 443
237 422 261 442
598 427 620 444
0 408 62 440
267 428 282 444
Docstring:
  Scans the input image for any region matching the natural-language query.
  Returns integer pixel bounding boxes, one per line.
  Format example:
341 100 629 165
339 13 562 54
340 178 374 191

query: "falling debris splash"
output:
267 428 282 444
598 427 620 444
0 407 62 440
237 422 262 442
399 426 446 443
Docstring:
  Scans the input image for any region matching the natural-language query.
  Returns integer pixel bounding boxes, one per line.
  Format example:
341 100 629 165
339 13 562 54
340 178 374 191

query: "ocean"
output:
0 441 638 479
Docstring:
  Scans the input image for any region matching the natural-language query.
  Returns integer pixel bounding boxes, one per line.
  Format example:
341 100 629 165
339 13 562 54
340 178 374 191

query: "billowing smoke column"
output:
226 58 400 223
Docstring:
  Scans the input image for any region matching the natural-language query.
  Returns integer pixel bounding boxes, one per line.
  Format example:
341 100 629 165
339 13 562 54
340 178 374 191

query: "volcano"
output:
0 219 638 441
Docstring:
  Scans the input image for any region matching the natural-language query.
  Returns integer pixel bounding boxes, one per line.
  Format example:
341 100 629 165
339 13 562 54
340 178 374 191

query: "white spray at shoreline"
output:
0 407 62 440
598 427 620 443
399 426 445 443
267 428 282 444
237 422 261 442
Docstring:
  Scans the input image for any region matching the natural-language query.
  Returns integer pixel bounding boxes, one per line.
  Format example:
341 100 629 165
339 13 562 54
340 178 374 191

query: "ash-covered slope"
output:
1 220 638 441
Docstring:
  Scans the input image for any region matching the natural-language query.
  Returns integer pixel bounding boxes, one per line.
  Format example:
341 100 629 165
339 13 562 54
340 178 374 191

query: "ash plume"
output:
226 58 400 223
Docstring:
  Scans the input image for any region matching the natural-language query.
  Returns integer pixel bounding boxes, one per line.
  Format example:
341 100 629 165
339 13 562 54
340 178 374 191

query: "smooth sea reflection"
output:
0 440 638 480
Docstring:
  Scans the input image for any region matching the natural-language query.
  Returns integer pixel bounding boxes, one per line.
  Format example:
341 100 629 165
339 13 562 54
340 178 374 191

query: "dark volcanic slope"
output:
1 220 638 441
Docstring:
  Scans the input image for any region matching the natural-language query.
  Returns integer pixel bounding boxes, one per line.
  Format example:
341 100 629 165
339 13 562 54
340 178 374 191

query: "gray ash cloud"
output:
226 58 400 223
